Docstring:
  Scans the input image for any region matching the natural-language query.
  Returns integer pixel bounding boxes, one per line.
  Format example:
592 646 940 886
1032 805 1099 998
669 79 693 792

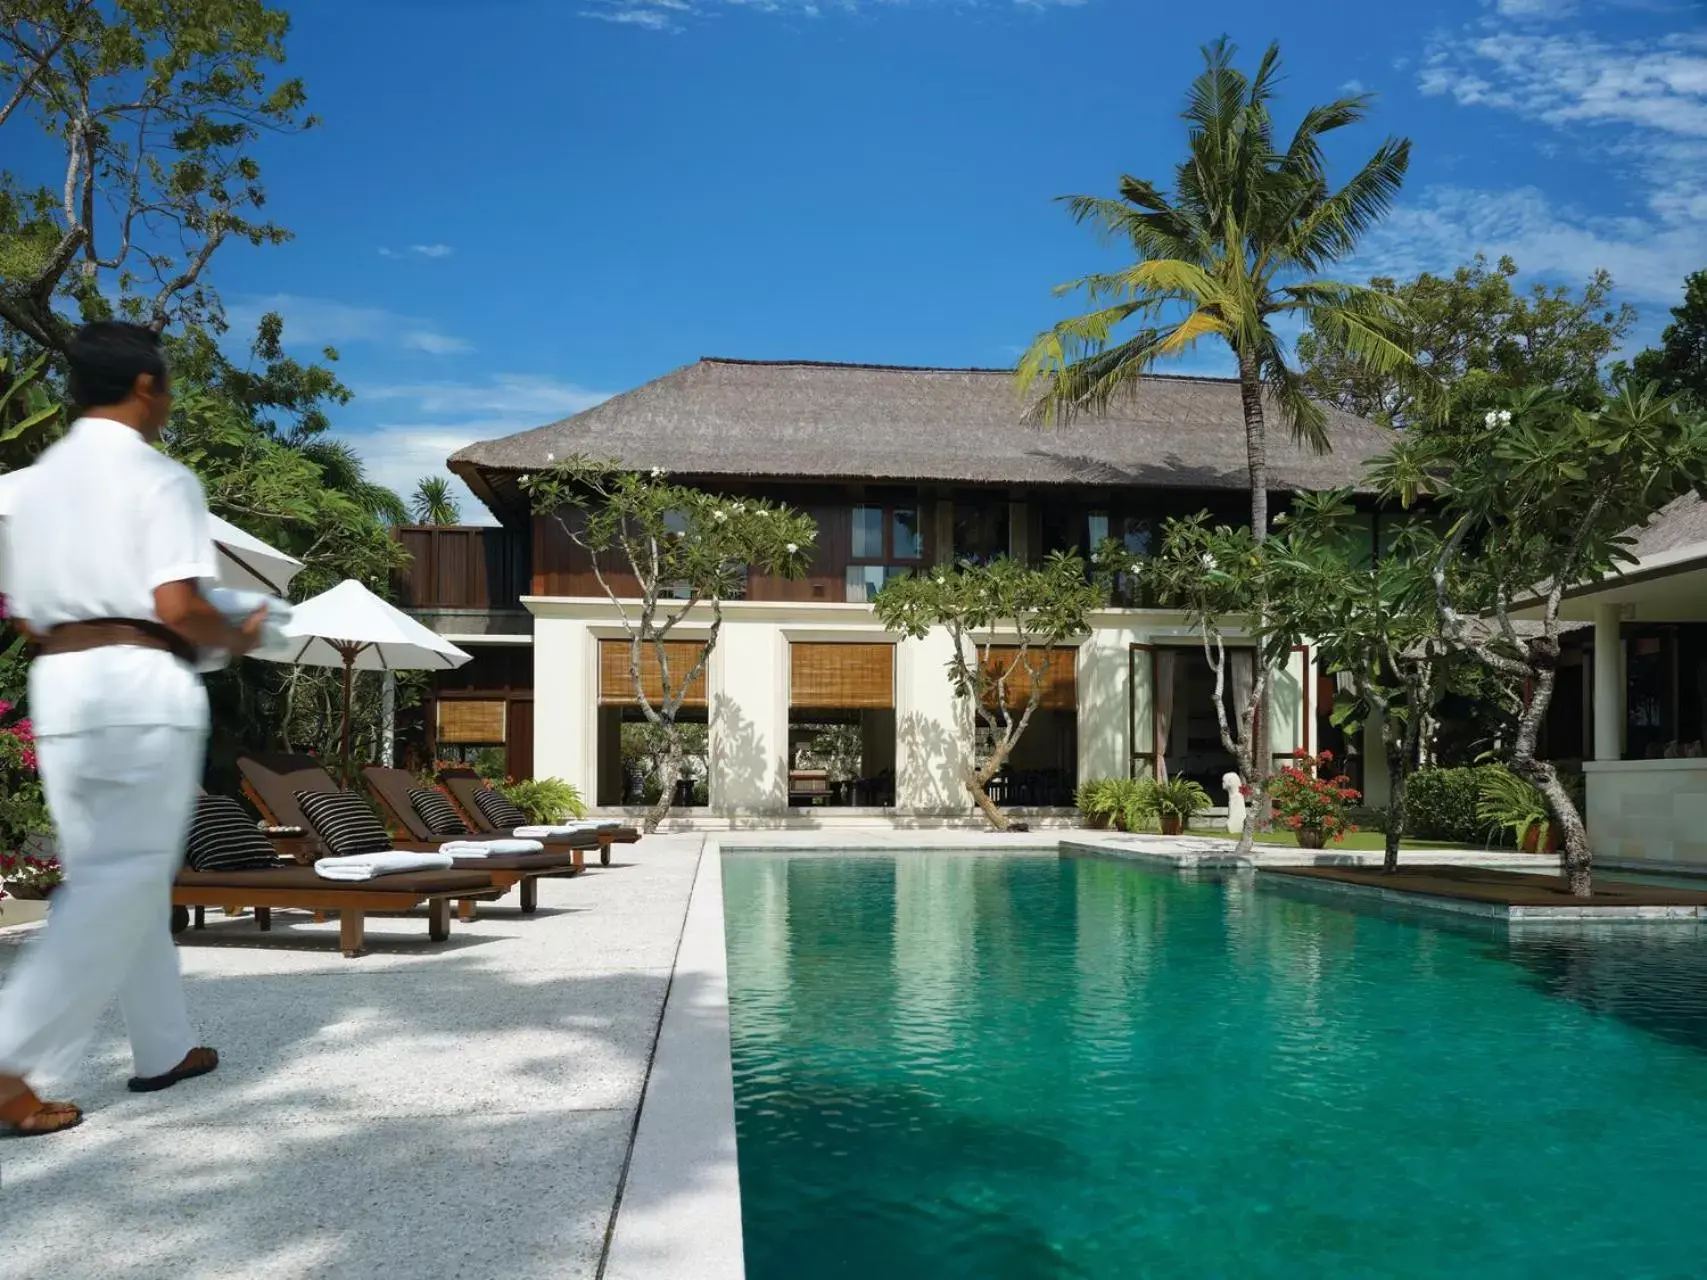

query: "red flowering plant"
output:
1266 748 1361 845
0 697 57 899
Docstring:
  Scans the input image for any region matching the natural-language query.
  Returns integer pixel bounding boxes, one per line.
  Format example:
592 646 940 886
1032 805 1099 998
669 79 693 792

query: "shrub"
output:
496 777 588 824
1268 749 1361 842
1476 766 1551 847
1078 777 1159 830
0 697 49 879
1152 776 1211 822
1404 766 1507 844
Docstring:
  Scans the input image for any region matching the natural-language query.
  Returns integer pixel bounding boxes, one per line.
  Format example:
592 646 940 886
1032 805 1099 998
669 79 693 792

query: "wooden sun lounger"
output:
171 864 499 958
436 767 640 867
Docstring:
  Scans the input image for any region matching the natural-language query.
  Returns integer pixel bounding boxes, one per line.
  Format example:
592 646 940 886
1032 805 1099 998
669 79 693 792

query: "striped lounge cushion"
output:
473 787 528 830
409 786 468 836
186 795 280 872
297 790 393 858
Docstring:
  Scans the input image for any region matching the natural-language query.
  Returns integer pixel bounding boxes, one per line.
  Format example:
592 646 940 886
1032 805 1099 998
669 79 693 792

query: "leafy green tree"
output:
1148 515 1288 854
410 476 462 526
1299 254 1637 426
525 459 816 832
0 0 311 352
874 554 1104 832
1018 37 1416 542
1617 269 1707 406
1372 385 1707 895
1265 491 1446 870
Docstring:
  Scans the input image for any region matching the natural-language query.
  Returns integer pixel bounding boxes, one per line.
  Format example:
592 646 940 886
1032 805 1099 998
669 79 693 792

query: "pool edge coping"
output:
603 838 747 1280
1259 866 1707 922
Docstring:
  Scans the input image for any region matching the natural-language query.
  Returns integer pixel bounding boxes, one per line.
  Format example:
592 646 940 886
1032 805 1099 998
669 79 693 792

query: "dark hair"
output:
66 321 169 409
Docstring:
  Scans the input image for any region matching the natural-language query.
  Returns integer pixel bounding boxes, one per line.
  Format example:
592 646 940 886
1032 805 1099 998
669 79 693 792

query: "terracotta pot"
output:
1112 813 1129 832
1296 827 1327 850
1159 815 1183 836
1520 825 1560 854
1087 812 1111 830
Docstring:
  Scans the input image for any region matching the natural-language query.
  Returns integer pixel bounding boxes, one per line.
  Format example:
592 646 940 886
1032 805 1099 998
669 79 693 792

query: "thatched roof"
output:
1628 492 1707 561
449 358 1392 515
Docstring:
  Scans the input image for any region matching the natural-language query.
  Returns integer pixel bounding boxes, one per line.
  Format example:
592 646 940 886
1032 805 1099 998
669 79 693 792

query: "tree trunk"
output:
966 771 1011 832
1237 348 1269 542
645 727 684 834
1510 650 1592 895
1384 742 1407 874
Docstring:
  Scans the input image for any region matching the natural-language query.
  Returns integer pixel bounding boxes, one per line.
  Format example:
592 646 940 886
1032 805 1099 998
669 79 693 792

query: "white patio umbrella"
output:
254 579 471 762
0 466 304 595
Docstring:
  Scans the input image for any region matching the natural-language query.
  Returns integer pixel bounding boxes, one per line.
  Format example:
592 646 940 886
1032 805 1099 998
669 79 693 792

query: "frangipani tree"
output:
1265 491 1446 871
1372 384 1707 895
874 553 1104 832
525 458 815 832
1149 515 1289 853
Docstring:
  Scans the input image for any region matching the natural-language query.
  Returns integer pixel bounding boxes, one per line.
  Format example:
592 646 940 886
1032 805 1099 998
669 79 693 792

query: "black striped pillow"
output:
186 795 279 871
410 786 468 836
473 787 528 830
297 790 392 858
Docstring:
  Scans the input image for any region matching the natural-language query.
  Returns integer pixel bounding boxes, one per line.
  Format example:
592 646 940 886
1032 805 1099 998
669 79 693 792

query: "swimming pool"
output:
722 850 1707 1278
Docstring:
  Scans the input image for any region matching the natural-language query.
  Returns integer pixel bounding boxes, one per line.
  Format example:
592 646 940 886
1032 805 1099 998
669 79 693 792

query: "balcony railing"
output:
393 525 529 612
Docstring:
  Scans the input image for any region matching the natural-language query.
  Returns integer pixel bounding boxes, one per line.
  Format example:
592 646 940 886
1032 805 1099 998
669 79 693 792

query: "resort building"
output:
1525 493 1707 871
404 358 1397 822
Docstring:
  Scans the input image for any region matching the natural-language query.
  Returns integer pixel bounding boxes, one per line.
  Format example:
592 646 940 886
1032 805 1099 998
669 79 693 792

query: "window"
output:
891 507 923 560
847 499 926 602
852 506 886 559
954 499 1009 565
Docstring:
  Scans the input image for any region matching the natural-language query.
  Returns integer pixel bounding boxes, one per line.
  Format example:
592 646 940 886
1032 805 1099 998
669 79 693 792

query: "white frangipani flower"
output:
1201 552 1217 570
1484 411 1499 429
519 474 531 484
1498 409 1512 425
546 452 555 462
650 466 665 479
712 509 728 523
785 542 799 554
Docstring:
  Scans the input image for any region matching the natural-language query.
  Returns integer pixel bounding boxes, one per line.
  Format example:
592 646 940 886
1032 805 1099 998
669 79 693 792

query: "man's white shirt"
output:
3 416 217 737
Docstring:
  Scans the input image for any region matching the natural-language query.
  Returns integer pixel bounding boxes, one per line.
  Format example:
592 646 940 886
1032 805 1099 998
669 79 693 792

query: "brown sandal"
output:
128 1045 218 1093
0 1084 83 1138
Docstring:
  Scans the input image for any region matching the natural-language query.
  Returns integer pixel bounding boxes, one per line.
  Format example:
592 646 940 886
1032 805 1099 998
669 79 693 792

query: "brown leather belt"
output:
38 618 197 666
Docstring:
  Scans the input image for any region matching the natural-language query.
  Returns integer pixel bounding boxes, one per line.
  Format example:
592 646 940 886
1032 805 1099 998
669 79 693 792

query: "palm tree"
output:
1019 37 1418 541
287 435 409 525
410 475 462 526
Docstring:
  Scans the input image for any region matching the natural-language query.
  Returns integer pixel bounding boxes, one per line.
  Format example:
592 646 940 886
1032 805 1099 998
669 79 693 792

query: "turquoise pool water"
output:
722 852 1707 1279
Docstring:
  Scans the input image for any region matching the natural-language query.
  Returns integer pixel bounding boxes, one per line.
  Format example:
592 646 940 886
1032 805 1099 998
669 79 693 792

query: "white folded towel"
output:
513 824 599 838
314 851 454 881
196 588 295 672
438 839 546 858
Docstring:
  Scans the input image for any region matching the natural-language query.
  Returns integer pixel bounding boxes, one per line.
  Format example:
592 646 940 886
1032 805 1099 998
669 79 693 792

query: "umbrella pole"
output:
340 645 355 772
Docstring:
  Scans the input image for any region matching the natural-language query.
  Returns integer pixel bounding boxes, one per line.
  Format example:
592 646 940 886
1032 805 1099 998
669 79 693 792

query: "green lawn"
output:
1246 831 1492 852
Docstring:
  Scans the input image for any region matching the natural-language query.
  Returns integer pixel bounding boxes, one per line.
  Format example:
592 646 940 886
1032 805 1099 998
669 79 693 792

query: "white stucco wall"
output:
1586 759 1707 868
525 598 1312 818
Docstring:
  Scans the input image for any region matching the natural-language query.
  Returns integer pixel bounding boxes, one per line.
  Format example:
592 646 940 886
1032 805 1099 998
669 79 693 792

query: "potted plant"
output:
495 776 588 825
1075 779 1119 829
1268 749 1361 849
1476 767 1555 853
1152 777 1211 835
0 847 62 900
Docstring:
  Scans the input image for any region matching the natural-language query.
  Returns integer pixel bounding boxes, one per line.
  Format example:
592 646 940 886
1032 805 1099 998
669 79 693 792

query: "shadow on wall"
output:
897 711 967 816
711 692 775 816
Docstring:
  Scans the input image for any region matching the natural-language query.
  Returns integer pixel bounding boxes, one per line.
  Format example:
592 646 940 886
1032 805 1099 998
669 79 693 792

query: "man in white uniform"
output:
0 322 263 1137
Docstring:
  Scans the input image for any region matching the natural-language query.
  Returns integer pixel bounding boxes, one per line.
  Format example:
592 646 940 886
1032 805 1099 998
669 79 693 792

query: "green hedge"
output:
1402 766 1506 845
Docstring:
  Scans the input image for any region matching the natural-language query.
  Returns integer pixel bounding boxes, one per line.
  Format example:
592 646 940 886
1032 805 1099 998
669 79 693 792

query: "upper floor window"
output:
848 501 924 602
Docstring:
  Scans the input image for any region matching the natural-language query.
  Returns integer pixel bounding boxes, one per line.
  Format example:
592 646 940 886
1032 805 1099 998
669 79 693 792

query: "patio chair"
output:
240 755 589 915
437 767 639 866
361 764 597 867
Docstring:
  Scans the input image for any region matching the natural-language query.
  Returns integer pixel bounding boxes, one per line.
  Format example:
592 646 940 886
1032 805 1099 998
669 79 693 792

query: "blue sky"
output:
200 0 1705 516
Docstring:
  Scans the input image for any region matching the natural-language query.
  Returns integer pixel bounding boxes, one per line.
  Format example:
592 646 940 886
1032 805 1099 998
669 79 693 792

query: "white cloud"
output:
1341 79 1367 94
379 243 456 260
1354 185 1702 301
1492 0 1576 18
351 375 614 523
1398 19 1707 305
579 0 1089 30
227 294 471 355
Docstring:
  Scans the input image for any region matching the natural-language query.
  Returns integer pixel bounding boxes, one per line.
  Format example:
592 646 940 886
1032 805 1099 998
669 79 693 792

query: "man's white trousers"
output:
0 725 202 1082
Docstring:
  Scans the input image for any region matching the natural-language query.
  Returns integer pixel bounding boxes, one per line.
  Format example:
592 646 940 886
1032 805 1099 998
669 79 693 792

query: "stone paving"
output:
0 834 708 1280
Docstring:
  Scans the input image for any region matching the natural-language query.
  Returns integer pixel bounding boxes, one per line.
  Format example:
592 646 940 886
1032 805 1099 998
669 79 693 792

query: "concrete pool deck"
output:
0 834 727 1279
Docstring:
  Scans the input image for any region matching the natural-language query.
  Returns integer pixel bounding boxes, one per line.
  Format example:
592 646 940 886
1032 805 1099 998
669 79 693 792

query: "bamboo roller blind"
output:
438 699 507 744
981 646 1077 711
789 642 895 709
599 640 709 707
